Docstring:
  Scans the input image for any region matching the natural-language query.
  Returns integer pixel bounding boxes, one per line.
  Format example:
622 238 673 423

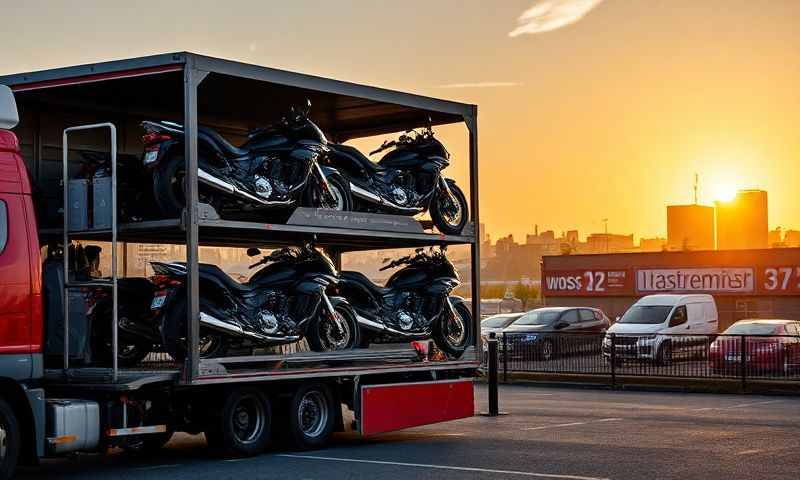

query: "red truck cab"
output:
0 84 45 480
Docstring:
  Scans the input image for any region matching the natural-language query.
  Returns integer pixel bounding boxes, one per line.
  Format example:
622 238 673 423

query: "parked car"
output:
481 312 524 337
602 294 718 365
709 319 800 375
501 307 610 361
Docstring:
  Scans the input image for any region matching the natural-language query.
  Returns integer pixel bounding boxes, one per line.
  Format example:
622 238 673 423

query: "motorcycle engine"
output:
393 292 427 331
254 175 273 199
387 172 419 207
254 290 294 335
255 154 296 200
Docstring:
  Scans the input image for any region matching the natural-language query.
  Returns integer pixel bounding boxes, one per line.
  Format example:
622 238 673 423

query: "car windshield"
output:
482 315 517 329
724 323 782 335
514 310 562 326
618 305 673 325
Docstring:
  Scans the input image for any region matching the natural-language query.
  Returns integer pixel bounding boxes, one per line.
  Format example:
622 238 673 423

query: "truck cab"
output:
0 84 45 480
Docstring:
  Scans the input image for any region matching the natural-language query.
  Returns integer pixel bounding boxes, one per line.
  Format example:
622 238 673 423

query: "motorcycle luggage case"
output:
67 179 89 231
92 176 112 229
45 399 101 454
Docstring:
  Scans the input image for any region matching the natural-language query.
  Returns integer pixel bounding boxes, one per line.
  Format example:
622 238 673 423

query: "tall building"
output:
666 205 715 251
585 233 634 253
716 189 768 250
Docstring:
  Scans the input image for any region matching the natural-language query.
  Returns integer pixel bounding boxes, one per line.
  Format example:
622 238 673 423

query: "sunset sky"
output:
2 0 798 241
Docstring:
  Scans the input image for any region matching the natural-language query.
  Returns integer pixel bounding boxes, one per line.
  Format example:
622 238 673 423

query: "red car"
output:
709 320 800 375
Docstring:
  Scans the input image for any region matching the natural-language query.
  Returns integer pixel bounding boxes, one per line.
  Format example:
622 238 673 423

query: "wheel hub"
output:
298 391 328 438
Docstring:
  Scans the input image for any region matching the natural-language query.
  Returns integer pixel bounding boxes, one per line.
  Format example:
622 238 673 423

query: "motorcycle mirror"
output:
246 247 261 257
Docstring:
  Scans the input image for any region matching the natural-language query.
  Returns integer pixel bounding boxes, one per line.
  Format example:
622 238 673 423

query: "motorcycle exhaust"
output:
199 312 300 343
349 183 424 214
197 169 295 207
355 314 418 338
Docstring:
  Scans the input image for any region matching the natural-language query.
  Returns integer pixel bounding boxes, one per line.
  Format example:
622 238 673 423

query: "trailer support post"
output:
465 109 480 354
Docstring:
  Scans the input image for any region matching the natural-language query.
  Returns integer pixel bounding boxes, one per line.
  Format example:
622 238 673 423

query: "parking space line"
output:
277 454 611 480
691 400 783 412
523 418 621 431
132 464 182 471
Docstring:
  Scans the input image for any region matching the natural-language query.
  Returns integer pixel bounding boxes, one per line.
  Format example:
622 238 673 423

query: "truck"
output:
0 53 481 479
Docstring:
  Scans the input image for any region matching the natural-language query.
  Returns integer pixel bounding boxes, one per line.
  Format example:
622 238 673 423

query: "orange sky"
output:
2 0 798 241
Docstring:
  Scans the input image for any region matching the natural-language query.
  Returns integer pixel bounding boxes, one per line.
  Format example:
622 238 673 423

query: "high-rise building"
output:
716 189 768 250
666 205 715 251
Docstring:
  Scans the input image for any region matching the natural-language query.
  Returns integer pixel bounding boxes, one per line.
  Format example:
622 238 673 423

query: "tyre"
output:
433 299 473 359
153 154 187 218
539 339 555 361
430 182 468 235
306 299 360 352
287 383 336 450
205 387 271 457
89 300 152 367
0 399 20 480
656 342 673 366
303 173 352 211
160 297 227 362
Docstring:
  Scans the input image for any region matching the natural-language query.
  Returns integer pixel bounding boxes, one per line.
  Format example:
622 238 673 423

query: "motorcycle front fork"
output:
320 291 347 333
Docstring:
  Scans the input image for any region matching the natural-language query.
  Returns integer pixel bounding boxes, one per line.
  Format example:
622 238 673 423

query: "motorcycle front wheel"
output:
430 182 468 235
306 300 360 352
302 173 352 211
433 299 473 359
160 297 227 362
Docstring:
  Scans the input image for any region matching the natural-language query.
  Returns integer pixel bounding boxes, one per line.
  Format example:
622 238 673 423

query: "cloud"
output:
509 0 604 37
437 81 522 89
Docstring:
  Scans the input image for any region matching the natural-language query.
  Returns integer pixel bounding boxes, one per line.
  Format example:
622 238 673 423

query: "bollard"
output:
488 332 499 416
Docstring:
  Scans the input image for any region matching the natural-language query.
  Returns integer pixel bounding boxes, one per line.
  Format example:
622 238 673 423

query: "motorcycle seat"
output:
199 263 255 292
341 270 390 297
329 144 383 174
199 126 249 157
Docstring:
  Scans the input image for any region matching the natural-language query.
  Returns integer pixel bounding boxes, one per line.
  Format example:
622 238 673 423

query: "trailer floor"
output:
18 384 800 479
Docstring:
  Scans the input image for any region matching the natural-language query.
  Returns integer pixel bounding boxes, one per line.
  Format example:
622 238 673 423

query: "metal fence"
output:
484 332 800 388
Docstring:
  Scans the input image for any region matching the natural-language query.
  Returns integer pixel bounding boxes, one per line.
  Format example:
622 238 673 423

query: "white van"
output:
602 294 718 365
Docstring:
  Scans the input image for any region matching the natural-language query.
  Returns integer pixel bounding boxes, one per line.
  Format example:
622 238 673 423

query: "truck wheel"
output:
206 388 271 457
288 383 336 450
0 399 20 480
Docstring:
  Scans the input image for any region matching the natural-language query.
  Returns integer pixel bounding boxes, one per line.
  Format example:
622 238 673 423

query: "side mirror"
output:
246 247 261 257
615 316 621 323
0 85 19 130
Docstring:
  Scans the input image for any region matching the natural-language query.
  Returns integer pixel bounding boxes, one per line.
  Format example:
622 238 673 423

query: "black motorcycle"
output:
86 278 162 367
150 243 359 361
324 124 469 234
140 103 351 218
337 247 473 358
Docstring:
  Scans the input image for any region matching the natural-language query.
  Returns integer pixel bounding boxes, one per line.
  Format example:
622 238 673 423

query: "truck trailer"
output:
0 53 480 479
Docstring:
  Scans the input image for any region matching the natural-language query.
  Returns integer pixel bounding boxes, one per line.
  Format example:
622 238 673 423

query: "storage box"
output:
45 399 100 454
92 176 112 229
67 179 89 231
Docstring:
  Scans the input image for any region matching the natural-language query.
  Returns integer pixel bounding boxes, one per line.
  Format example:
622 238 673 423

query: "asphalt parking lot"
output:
18 384 800 479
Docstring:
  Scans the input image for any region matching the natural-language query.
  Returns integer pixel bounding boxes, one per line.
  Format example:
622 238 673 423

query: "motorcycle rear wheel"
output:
430 182 468 235
153 154 220 218
161 297 227 362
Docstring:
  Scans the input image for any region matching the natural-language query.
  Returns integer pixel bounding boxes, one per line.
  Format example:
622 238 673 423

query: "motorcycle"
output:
149 243 359 361
323 123 469 235
86 278 162 367
337 246 473 358
140 102 351 218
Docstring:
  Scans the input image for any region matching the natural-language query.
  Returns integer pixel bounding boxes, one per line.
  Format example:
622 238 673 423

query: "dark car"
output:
501 307 610 361
481 312 524 337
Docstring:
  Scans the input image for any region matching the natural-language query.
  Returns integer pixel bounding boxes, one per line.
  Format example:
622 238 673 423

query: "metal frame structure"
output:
1 52 480 385
61 123 119 381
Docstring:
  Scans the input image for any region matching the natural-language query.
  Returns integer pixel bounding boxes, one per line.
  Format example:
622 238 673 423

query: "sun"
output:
712 183 738 202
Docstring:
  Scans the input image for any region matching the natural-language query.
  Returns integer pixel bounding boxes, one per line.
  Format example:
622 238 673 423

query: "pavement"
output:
18 384 800 479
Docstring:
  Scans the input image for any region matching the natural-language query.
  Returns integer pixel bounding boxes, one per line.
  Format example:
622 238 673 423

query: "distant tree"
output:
513 283 540 304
